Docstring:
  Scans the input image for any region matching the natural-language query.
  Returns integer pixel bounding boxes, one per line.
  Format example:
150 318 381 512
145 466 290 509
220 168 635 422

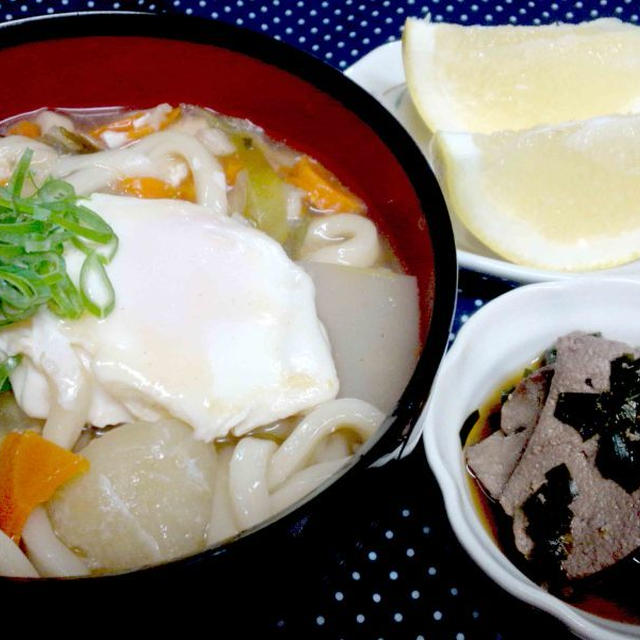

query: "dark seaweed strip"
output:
554 354 640 494
523 463 577 581
554 392 603 441
596 429 640 494
610 355 640 398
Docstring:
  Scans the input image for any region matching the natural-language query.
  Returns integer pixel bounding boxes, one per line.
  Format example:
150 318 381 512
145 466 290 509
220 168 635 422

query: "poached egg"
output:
0 193 339 442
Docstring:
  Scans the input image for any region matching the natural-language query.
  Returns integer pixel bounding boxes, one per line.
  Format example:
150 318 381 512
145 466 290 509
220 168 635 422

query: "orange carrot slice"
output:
118 176 179 199
7 121 41 139
0 431 89 543
282 156 366 214
117 175 196 202
219 153 244 186
90 106 181 142
159 106 181 130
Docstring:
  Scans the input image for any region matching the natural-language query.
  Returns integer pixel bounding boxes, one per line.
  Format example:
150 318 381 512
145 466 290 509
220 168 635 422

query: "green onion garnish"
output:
0 148 118 326
80 250 115 319
0 354 21 392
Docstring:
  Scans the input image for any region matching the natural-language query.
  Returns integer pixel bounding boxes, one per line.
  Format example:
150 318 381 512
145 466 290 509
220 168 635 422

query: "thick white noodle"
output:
270 457 349 514
206 447 239 546
229 437 278 530
24 374 91 574
99 103 173 149
54 130 228 215
299 213 380 268
268 398 384 491
0 528 38 578
41 373 90 451
285 184 304 221
196 127 235 156
0 136 58 187
220 398 383 539
54 147 157 195
34 110 75 135
134 131 227 214
22 507 89 577
311 432 351 464
42 401 88 451
227 170 248 216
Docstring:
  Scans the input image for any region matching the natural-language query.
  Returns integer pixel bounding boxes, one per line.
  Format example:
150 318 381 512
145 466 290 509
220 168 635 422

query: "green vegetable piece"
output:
0 149 118 326
80 250 115 319
7 148 33 199
0 354 21 392
42 126 101 155
71 233 119 264
48 273 83 320
231 134 289 245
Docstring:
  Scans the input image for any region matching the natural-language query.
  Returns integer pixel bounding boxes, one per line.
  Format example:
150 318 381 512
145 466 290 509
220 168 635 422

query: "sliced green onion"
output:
48 274 83 319
49 204 114 244
79 250 115 318
35 178 75 204
0 354 21 392
0 149 118 326
23 230 73 254
0 268 46 310
7 148 33 199
71 233 119 264
17 253 66 286
0 245 25 260
0 301 37 326
0 220 47 235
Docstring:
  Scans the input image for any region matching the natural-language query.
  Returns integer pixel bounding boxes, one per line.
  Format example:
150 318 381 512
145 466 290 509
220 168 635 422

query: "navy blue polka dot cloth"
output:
0 0 629 635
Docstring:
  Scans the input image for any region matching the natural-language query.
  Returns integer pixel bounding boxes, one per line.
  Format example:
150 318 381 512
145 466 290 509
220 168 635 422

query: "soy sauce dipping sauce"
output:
463 355 640 626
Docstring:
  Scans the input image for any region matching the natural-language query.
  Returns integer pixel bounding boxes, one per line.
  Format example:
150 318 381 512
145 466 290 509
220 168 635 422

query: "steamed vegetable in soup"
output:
0 104 419 576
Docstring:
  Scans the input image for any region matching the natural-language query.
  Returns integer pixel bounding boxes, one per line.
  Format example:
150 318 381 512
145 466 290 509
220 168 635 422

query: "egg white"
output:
0 193 339 441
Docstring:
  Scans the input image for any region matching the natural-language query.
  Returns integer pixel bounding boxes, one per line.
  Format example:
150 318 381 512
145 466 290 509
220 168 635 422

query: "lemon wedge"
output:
433 114 640 271
403 17 640 134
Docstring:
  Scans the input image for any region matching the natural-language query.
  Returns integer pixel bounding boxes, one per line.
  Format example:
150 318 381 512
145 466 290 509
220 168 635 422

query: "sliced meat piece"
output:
466 366 553 500
501 367 554 437
500 332 640 580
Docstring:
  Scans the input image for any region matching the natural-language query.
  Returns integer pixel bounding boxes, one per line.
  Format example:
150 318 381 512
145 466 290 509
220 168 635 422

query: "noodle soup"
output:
0 104 419 576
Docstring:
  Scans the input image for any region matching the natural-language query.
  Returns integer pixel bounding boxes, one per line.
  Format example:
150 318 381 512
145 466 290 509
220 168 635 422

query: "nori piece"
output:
554 355 640 494
523 463 577 582
554 392 603 441
596 428 640 494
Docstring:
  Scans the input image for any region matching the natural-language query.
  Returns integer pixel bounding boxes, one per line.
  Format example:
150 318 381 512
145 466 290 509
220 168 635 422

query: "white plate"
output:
345 43 640 284
422 276 640 639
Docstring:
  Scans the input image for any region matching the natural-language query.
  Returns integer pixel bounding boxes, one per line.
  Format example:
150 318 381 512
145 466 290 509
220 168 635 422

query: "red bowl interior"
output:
0 32 436 336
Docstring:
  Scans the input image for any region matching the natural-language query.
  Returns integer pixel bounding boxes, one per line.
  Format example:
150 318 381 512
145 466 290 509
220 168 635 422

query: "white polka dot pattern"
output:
2 0 638 71
0 2 620 638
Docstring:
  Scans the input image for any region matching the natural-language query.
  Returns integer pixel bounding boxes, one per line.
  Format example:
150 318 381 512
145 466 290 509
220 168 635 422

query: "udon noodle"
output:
0 104 419 577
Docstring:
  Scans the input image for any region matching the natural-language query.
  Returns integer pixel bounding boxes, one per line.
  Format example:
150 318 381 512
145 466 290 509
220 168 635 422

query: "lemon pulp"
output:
403 17 640 134
434 114 640 271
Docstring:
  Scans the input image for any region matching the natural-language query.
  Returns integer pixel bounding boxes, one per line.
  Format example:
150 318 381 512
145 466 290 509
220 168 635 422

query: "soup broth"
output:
0 104 420 577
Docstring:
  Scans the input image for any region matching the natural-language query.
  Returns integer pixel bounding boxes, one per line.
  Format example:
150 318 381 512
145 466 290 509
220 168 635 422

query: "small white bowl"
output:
422 277 640 639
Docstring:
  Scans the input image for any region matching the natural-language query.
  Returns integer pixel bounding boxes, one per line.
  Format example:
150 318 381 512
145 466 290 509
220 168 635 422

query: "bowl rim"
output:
0 11 457 580
423 277 640 639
